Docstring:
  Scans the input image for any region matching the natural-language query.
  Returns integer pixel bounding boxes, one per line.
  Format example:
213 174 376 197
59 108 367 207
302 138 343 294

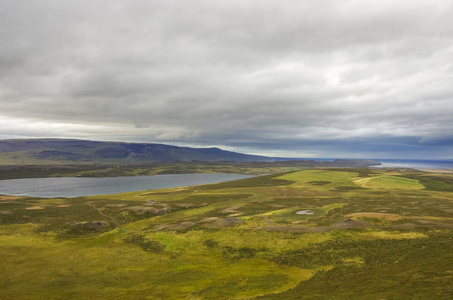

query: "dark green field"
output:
1 167 453 299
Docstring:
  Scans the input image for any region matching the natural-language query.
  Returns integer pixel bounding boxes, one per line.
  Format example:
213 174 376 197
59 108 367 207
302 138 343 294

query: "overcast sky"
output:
1 0 452 159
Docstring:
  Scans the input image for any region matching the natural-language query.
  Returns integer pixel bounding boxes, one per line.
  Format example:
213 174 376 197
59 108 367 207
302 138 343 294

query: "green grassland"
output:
0 162 284 180
1 168 453 299
0 160 381 180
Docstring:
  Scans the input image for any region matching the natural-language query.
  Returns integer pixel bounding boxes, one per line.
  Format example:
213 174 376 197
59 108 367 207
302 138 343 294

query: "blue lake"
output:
0 174 253 198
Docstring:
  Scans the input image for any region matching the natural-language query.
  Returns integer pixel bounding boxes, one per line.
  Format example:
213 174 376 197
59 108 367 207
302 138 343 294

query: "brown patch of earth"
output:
270 204 286 208
88 221 110 230
154 224 170 230
124 206 170 215
174 203 195 208
0 195 23 201
57 204 71 207
220 206 241 214
155 222 196 231
416 219 440 225
26 206 44 210
0 210 12 215
292 220 309 224
203 218 245 228
144 201 171 209
228 213 243 217
70 221 110 231
199 217 220 223
106 204 127 208
259 224 328 233
346 212 402 221
331 219 372 229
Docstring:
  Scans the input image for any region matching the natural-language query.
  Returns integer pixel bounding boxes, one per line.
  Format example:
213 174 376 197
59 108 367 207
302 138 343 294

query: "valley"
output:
1 166 453 299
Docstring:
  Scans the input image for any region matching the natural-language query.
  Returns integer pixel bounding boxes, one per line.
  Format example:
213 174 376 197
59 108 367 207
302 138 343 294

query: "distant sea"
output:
279 157 453 169
374 159 453 170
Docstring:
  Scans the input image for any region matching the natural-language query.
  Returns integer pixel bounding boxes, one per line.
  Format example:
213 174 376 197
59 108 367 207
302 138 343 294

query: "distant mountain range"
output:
0 139 381 166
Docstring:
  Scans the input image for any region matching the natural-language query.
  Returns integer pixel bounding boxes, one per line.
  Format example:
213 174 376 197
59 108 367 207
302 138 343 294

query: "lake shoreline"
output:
0 173 253 198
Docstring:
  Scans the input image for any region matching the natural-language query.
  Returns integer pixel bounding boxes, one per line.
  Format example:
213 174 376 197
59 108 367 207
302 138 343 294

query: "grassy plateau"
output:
1 166 453 299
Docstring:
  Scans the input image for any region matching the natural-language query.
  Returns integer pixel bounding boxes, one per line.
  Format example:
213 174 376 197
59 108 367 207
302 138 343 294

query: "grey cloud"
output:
1 0 453 158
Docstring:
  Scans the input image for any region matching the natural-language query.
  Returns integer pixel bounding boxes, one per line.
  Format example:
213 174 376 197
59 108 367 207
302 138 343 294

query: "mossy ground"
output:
1 167 453 299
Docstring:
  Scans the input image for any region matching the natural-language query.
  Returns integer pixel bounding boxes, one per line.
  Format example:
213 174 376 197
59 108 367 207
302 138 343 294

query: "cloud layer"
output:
1 0 452 158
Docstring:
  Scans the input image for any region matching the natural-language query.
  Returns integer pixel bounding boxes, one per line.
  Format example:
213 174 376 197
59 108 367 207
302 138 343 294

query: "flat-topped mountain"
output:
0 139 274 164
0 139 382 167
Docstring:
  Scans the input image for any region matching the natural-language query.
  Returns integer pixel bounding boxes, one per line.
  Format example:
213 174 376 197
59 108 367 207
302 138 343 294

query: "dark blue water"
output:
0 174 252 198
375 159 453 170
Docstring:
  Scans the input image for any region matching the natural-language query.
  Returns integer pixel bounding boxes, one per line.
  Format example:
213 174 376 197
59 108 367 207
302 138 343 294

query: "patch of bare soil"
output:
203 218 245 228
259 224 328 233
0 195 23 201
292 220 309 224
26 206 44 210
346 212 402 221
124 206 171 215
174 202 209 208
227 213 243 217
88 221 110 230
0 210 12 215
220 206 241 214
199 217 220 223
155 222 196 231
331 218 372 229
57 204 71 207
174 203 195 208
106 204 127 208
70 221 110 231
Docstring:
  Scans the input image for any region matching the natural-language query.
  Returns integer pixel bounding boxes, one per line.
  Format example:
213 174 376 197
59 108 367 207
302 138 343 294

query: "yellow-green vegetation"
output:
277 169 358 186
1 225 309 299
1 167 453 299
0 160 375 180
361 175 424 189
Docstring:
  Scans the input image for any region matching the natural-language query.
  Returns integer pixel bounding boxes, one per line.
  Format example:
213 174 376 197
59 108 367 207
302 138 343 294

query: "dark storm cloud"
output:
1 0 452 158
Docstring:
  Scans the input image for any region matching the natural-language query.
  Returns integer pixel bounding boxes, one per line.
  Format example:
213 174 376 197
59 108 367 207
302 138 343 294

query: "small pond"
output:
296 210 314 215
